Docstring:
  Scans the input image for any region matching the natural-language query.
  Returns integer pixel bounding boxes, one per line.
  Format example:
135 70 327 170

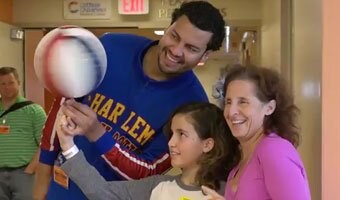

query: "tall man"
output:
34 1 226 199
0 67 46 200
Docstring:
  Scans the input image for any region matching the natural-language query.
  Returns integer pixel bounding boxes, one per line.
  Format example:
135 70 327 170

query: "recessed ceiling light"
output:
197 62 205 66
154 30 164 35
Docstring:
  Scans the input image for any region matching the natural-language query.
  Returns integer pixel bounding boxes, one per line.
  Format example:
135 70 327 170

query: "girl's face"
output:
168 114 213 170
223 80 275 143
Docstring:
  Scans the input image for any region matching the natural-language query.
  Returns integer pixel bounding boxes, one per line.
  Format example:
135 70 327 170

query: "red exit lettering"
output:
123 0 145 13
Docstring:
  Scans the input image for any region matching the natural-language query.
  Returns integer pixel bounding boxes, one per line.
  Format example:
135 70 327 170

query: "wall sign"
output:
63 0 112 19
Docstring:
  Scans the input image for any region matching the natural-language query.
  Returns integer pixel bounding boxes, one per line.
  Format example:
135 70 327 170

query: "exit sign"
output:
118 0 149 15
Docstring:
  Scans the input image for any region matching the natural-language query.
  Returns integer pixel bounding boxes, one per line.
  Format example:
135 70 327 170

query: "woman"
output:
203 65 311 200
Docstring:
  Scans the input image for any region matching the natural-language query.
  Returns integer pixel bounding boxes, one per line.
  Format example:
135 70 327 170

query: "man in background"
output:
0 66 46 200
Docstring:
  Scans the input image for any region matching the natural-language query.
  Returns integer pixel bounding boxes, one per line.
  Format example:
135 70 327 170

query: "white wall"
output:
0 21 24 94
292 0 321 199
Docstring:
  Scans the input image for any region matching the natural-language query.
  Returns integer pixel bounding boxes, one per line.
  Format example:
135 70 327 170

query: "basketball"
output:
34 25 107 98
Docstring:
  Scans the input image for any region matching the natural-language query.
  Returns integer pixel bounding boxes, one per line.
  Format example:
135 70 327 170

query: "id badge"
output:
53 154 69 189
0 119 10 134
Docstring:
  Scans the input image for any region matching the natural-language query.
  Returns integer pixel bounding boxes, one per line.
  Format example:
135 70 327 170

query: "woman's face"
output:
223 80 275 143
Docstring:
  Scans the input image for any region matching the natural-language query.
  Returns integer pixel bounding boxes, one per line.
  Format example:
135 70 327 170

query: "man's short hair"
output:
0 67 19 80
171 1 226 51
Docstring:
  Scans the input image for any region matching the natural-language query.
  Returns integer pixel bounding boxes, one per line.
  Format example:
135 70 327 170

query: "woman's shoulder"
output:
255 133 300 162
259 133 295 148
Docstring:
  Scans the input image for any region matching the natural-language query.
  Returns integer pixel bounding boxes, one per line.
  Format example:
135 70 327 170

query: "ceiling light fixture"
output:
225 26 230 53
154 30 164 35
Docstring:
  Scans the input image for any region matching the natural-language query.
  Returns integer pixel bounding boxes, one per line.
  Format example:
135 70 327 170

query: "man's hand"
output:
24 149 40 174
24 160 37 174
60 99 106 142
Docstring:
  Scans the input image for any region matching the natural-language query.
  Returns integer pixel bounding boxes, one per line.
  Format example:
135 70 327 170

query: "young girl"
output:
56 102 240 200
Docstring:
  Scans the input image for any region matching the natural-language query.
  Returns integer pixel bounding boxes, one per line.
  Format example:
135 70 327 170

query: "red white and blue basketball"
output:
34 25 107 98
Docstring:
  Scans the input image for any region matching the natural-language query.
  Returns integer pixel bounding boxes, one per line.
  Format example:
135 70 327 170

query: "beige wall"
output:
0 21 24 94
260 0 280 72
322 0 340 199
12 0 261 28
292 0 321 199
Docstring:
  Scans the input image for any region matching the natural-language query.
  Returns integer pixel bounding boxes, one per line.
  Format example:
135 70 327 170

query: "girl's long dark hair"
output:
164 102 240 190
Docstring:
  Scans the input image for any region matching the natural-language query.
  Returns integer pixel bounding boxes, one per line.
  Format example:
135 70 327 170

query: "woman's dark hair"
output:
171 1 226 51
164 102 240 190
223 65 300 147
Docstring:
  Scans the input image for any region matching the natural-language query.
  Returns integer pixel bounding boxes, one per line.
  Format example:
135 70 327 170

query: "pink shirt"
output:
225 133 311 200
